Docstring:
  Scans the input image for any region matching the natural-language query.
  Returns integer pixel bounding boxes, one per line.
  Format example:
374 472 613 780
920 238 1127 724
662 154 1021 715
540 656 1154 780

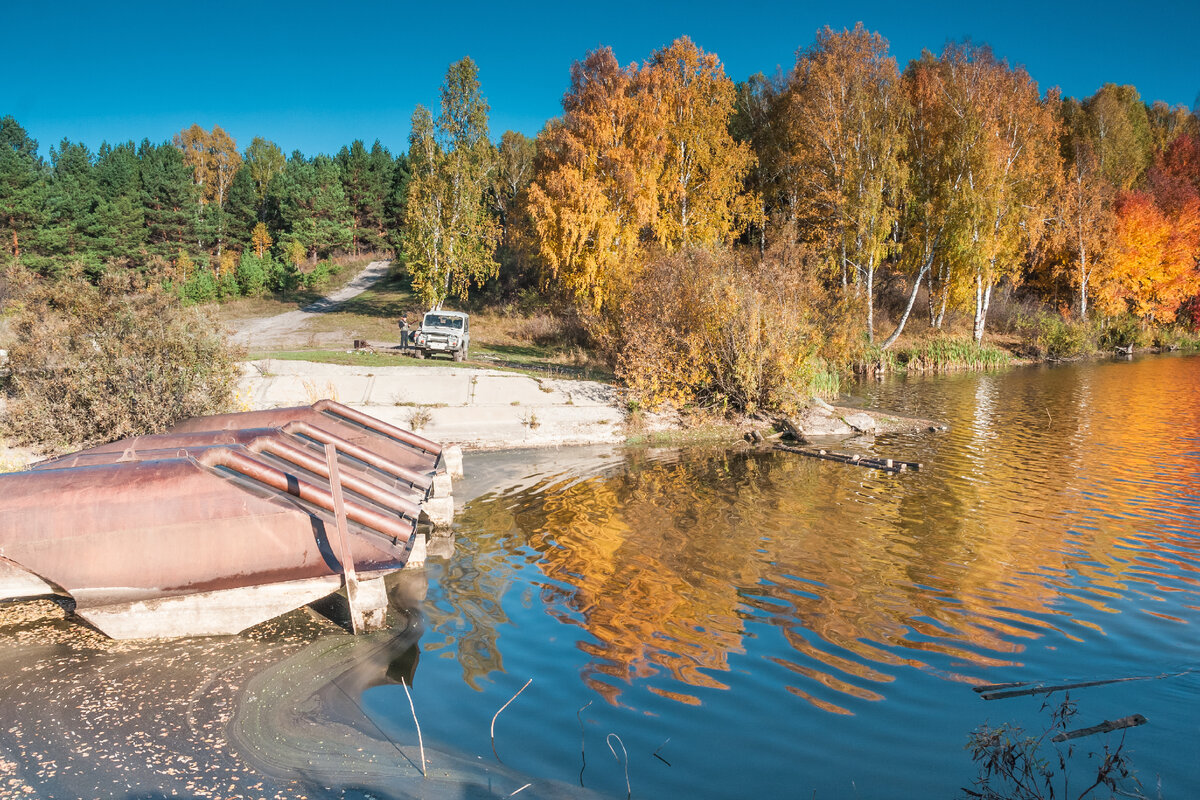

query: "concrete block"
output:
351 577 389 631
420 497 454 529
404 532 428 569
442 445 464 478
431 471 453 498
427 532 456 560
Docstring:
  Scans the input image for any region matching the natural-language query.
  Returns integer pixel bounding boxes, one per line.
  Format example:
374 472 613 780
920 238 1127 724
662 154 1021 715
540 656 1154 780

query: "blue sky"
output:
5 0 1198 160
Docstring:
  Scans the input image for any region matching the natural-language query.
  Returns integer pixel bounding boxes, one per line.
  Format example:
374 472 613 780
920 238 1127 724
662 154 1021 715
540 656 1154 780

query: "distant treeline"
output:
3 25 1200 410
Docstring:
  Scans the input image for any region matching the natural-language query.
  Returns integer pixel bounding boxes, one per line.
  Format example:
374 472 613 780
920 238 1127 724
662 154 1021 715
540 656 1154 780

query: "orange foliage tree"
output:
524 47 662 315
1097 191 1200 322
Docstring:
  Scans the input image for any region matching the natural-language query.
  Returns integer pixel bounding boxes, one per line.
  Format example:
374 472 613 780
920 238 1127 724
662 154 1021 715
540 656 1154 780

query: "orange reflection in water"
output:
439 356 1200 712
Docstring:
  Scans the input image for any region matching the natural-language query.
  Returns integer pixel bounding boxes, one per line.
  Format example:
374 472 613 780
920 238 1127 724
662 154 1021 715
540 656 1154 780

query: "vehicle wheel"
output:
453 347 465 362
414 350 424 360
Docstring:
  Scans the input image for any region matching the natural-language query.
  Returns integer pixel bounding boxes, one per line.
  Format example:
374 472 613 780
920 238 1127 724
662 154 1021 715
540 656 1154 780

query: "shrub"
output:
1 268 244 451
236 251 269 298
1028 314 1094 359
179 268 218 304
615 246 830 415
267 257 299 294
216 270 240 300
301 260 336 291
1097 315 1144 350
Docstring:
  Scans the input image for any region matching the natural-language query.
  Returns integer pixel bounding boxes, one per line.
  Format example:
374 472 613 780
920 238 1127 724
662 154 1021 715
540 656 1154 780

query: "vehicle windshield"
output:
423 314 464 330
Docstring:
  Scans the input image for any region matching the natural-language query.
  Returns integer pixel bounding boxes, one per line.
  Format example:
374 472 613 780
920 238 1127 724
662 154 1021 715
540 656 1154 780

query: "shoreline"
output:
4 348 1192 471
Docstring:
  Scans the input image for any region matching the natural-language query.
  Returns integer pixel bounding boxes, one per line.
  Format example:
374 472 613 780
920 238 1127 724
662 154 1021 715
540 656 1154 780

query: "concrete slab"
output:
239 360 626 450
74 575 346 639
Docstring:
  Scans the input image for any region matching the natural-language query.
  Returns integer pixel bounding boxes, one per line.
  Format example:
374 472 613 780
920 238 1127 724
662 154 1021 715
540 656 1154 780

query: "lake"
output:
369 354 1200 798
0 354 1197 799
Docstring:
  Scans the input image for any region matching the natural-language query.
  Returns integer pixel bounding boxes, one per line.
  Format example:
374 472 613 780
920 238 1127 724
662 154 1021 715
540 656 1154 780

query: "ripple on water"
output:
412 356 1200 798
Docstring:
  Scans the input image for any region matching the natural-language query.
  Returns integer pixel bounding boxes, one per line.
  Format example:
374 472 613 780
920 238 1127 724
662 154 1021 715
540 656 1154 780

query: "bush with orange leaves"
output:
613 243 847 415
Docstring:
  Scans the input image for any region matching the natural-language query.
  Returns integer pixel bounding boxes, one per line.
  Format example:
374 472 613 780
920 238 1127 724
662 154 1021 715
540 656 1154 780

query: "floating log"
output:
1051 714 1147 743
774 443 920 473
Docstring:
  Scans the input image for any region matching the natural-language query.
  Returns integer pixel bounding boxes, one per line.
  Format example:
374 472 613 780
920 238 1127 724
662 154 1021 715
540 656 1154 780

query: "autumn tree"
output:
492 130 536 241
1084 84 1153 192
646 37 757 249
1147 101 1198 154
402 57 497 308
899 52 960 331
525 47 663 314
1097 190 1200 321
784 24 908 344
899 44 1059 342
250 222 272 258
1048 98 1116 318
172 124 241 256
965 53 1060 342
488 130 538 293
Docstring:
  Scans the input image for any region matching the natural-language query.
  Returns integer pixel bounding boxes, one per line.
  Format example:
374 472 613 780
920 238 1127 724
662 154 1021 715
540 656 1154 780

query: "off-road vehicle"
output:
411 310 469 361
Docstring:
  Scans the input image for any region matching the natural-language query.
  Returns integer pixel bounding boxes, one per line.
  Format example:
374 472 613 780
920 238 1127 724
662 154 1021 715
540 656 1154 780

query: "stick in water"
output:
402 679 426 777
653 736 672 766
491 678 533 762
607 733 630 800
578 700 593 786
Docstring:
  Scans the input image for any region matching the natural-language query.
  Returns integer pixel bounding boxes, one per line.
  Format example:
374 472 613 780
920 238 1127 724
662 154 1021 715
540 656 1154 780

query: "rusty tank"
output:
0 401 451 639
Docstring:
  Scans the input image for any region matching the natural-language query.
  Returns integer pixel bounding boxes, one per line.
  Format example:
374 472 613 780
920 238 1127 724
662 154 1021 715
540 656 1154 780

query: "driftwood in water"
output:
1051 714 1147 743
974 667 1198 700
774 444 920 474
777 418 808 444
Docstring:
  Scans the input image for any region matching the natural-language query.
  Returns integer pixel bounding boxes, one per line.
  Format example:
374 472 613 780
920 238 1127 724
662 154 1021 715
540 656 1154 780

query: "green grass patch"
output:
252 349 416 368
858 336 1012 373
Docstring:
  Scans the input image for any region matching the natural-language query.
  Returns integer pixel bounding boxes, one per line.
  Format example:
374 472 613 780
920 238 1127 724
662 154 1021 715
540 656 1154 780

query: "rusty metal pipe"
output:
314 399 442 458
196 448 412 542
250 437 422 520
284 422 431 494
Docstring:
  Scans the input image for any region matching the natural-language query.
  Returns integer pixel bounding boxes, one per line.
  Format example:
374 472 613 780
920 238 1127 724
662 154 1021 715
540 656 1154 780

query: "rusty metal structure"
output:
0 401 449 640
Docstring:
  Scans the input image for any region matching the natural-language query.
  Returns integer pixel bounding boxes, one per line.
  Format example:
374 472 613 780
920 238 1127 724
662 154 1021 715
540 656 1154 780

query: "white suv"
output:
412 311 470 361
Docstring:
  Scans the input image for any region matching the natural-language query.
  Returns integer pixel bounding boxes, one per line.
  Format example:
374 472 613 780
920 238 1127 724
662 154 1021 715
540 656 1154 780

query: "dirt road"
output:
227 260 392 348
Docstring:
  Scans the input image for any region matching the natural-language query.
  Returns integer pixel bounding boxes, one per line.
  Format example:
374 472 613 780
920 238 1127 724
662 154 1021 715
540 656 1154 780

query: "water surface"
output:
368 354 1200 798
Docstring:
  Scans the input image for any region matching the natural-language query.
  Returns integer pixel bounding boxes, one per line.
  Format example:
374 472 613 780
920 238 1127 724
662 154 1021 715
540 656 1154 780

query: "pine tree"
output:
139 139 198 260
94 141 146 265
0 116 47 264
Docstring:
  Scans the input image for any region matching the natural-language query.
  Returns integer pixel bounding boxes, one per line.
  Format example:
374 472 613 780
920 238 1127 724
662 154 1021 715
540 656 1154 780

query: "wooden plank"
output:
1051 714 1147 742
325 442 363 634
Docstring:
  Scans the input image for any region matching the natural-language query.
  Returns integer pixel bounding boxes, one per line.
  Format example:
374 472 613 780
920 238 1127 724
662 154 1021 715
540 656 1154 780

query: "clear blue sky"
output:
5 0 1198 160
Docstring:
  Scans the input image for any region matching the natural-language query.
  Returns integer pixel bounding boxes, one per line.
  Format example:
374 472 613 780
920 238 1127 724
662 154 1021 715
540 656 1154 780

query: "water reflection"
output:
428 356 1200 721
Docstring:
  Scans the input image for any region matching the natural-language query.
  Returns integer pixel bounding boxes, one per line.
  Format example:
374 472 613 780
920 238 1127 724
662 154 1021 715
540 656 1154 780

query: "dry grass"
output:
2 270 243 451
